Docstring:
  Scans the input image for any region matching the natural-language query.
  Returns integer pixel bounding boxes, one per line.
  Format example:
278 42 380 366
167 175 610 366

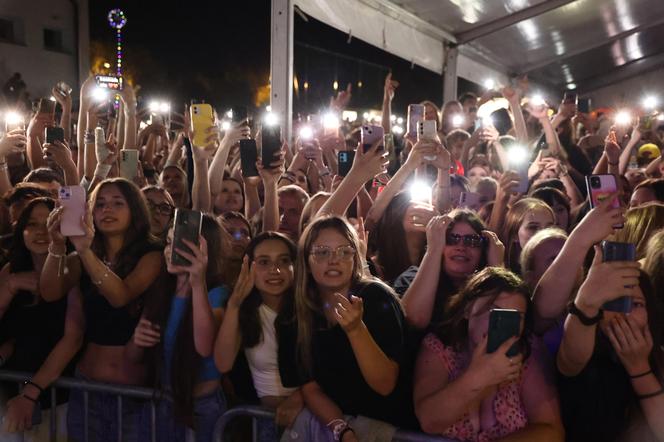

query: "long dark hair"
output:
238 232 296 349
143 214 230 426
436 267 534 359
636 271 664 383
9 197 55 274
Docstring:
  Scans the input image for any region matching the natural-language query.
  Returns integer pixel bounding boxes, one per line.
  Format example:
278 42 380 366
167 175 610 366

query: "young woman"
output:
0 198 82 440
610 203 664 259
519 227 568 291
500 198 555 274
557 252 664 441
40 178 163 441
279 216 413 440
414 267 564 441
643 229 664 325
214 177 245 215
401 209 504 330
214 232 303 434
529 187 572 232
220 211 253 288
142 185 175 239
129 214 229 441
160 165 190 209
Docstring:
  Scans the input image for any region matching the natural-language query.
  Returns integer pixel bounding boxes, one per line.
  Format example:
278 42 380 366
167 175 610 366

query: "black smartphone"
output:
487 309 521 357
171 209 203 266
601 241 636 313
338 150 355 177
261 124 281 169
491 108 512 136
578 98 591 114
45 127 65 144
563 91 578 105
231 105 248 124
240 139 259 177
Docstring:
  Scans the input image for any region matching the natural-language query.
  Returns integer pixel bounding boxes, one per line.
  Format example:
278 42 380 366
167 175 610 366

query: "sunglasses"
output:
446 233 485 248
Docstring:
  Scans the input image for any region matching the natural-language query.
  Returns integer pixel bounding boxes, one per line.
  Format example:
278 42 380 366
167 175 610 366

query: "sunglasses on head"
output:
446 233 485 248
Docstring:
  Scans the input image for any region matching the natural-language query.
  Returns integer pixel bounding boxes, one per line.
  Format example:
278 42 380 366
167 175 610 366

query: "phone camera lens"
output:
590 177 601 188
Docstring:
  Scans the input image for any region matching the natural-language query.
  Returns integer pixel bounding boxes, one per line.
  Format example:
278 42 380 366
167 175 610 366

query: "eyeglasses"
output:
147 201 174 217
446 233 485 248
229 229 250 241
254 256 293 271
310 245 356 262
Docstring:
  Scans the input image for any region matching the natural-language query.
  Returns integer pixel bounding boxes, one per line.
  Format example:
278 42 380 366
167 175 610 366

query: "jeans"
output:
153 387 226 442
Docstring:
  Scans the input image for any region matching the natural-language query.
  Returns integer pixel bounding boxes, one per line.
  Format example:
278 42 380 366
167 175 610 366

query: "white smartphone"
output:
417 120 437 140
120 149 139 180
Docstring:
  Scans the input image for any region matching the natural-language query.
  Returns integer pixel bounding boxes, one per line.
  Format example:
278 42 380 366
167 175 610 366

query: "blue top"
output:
163 286 228 383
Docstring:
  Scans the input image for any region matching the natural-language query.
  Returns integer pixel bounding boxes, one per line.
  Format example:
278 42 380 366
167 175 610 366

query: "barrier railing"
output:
212 404 454 442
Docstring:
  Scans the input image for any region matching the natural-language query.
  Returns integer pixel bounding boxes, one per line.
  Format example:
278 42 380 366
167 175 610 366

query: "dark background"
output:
89 1 480 117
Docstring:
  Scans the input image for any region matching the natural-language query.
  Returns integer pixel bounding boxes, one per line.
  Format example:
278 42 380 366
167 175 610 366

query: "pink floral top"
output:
423 333 529 442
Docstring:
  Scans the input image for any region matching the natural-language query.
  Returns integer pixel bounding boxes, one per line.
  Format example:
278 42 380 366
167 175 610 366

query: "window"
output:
0 18 15 43
43 28 65 52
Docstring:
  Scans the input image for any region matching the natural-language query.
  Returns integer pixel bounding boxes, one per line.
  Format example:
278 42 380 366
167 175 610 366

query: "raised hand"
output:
334 293 364 335
0 129 27 157
482 230 505 267
348 141 388 183
330 83 352 111
384 73 399 102
133 318 161 348
228 257 255 309
43 140 74 168
425 215 451 252
172 237 209 287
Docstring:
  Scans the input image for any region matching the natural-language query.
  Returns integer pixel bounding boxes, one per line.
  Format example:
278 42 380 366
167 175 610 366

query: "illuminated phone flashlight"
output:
221 120 231 131
614 110 632 126
263 111 278 127
49 96 57 102
452 114 465 128
409 180 432 204
507 145 529 166
391 125 404 135
92 87 109 102
322 112 340 130
149 101 160 113
642 96 658 110
225 110 233 119
299 126 314 140
530 94 546 107
657 114 664 121
159 102 170 113
484 79 495 90
482 116 494 127
4 111 24 127
396 117 404 125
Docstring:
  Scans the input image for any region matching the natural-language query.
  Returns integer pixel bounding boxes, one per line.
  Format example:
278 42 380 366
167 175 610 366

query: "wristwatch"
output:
567 301 603 326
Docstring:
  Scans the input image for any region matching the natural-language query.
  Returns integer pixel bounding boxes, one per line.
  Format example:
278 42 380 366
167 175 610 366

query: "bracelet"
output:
48 245 66 259
567 301 603 326
21 394 39 404
608 160 619 166
49 245 69 276
92 267 110 286
630 369 653 379
330 420 350 441
24 380 44 395
637 388 664 400
338 427 355 441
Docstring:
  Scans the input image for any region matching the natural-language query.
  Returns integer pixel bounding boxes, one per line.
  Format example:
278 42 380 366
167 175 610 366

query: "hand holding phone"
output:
59 186 86 237
407 104 425 139
120 150 139 180
338 151 355 177
585 174 622 229
171 210 203 266
487 309 521 357
45 127 65 144
601 241 636 313
361 125 384 152
240 139 259 177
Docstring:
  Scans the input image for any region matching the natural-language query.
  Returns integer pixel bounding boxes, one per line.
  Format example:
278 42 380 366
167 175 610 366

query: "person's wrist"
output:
49 241 66 254
626 361 652 377
22 383 41 399
344 321 366 340
575 296 601 317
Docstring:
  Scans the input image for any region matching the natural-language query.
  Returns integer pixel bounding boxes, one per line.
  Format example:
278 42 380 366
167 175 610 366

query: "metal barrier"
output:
212 404 454 442
0 370 166 442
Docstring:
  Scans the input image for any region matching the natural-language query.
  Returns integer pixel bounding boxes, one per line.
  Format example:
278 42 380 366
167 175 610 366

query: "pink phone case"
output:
361 125 384 152
407 104 425 138
59 186 86 237
586 174 620 209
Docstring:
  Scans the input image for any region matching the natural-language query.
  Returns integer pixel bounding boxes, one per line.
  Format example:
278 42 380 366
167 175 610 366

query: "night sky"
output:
89 1 478 118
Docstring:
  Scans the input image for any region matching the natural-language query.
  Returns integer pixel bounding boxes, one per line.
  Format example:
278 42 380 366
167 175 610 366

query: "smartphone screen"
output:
338 151 355 177
601 241 636 313
240 139 259 177
45 127 65 144
172 209 202 266
261 124 282 168
458 192 481 209
487 309 521 357
563 91 578 104
95 74 123 91
407 104 425 139
578 98 591 114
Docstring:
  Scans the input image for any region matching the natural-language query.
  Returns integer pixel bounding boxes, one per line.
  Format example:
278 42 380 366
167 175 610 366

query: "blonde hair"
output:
501 198 555 273
611 203 664 259
294 216 372 375
298 191 331 235
519 227 567 287
643 229 664 307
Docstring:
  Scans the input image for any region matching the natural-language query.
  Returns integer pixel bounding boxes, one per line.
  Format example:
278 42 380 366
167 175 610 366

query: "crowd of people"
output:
0 66 662 442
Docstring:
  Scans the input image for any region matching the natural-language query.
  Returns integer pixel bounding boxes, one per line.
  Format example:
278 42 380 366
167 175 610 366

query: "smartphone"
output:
171 209 203 266
487 309 521 357
45 127 65 144
56 81 73 95
417 120 437 141
239 139 259 177
585 174 620 209
338 151 355 177
95 74 123 91
491 108 512 136
361 124 384 152
508 155 529 194
5 117 25 133
407 104 425 139
119 149 139 180
458 192 481 209
563 91 578 105
231 105 248 124
261 124 282 168
59 186 86 237
190 103 214 147
383 134 395 154
601 241 636 313
578 98 591 114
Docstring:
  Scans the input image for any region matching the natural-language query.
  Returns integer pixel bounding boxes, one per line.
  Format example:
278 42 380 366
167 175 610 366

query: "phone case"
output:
261 125 282 168
190 103 214 147
172 209 203 266
120 150 139 180
240 139 259 177
407 104 425 138
601 240 636 312
338 151 355 177
59 186 86 237
487 309 521 357
417 120 437 141
361 125 384 152
585 174 620 209
45 127 65 144
508 157 529 194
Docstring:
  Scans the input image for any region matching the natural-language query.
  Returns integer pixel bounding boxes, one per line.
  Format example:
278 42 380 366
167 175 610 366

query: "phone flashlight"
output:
614 111 632 126
5 111 24 127
409 181 432 204
92 87 109 102
322 112 340 130
643 96 658 110
392 126 404 135
484 79 495 90
452 114 465 128
264 112 278 127
159 102 170 113
507 145 529 165
49 96 57 102
482 116 494 127
221 120 231 131
299 126 314 140
149 101 160 113
530 95 546 107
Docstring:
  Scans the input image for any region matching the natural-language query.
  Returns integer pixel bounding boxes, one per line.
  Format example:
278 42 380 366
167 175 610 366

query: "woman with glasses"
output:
215 232 302 437
279 216 414 441
142 186 175 239
401 209 504 330
414 267 564 441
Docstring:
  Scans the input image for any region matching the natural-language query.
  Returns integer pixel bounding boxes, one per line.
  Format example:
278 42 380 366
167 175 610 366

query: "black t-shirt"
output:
278 282 417 429
393 265 456 329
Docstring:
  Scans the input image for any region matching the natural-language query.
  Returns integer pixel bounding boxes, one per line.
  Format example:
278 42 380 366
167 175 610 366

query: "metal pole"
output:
270 0 294 144
443 44 458 104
